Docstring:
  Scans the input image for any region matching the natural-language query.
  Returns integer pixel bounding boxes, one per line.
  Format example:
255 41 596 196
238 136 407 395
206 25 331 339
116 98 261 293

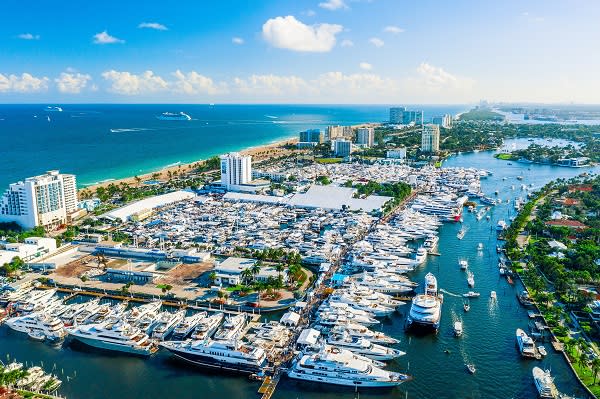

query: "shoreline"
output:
79 136 299 194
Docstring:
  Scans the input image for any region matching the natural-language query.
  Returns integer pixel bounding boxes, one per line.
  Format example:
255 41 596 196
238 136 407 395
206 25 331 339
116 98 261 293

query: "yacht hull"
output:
163 348 265 374
287 371 404 388
68 335 154 356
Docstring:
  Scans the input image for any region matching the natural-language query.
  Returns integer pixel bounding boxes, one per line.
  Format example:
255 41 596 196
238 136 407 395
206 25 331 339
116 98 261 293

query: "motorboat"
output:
454 321 463 337
466 364 476 374
532 367 558 398
157 112 191 121
151 309 187 340
191 312 224 340
406 273 442 331
213 313 247 341
6 312 66 340
463 291 480 298
490 291 497 300
326 323 399 345
172 311 207 340
459 259 468 270
326 330 404 361
516 328 539 358
67 321 157 356
467 272 475 288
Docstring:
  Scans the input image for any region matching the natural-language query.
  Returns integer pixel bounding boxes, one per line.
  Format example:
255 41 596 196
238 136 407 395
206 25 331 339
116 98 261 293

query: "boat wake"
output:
439 289 461 298
264 115 278 119
110 128 153 133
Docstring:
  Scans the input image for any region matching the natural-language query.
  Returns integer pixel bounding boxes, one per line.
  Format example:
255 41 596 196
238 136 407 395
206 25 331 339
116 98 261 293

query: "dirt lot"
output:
53 255 96 278
156 262 213 286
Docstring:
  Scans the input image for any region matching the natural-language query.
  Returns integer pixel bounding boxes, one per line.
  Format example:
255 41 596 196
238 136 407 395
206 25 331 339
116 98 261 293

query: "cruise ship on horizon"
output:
157 112 192 121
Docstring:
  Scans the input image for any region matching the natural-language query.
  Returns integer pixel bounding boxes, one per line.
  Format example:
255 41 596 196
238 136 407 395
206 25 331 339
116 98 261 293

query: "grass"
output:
315 158 343 164
495 153 515 160
564 348 600 396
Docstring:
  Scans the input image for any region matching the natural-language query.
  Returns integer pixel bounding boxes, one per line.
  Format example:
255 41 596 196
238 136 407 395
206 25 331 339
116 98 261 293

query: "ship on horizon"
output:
157 112 191 121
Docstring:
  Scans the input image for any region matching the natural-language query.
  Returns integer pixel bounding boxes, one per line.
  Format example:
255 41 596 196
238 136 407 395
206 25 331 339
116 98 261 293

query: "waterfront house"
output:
545 219 589 231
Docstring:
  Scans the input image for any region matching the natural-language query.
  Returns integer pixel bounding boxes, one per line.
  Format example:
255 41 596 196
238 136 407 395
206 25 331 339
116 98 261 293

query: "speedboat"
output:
157 112 191 121
454 321 463 337
490 291 497 300
463 291 480 298
467 272 475 288
466 364 476 374
459 259 468 270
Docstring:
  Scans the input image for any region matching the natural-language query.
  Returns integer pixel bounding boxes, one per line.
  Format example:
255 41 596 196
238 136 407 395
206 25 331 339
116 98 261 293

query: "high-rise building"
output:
356 127 375 147
299 129 324 144
326 125 344 141
421 124 440 153
220 152 252 190
390 107 424 125
432 114 453 128
333 139 353 157
0 170 78 230
342 126 354 139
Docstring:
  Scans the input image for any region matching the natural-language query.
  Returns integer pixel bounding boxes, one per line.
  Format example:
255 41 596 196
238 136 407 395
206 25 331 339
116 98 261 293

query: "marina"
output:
0 141 597 398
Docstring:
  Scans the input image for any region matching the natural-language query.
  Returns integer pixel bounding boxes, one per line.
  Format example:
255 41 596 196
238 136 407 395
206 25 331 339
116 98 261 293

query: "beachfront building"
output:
390 107 424 125
432 114 453 128
0 170 78 230
343 126 354 139
220 152 252 190
356 127 375 147
326 125 344 141
386 148 407 159
299 129 324 144
421 124 440 153
333 139 353 157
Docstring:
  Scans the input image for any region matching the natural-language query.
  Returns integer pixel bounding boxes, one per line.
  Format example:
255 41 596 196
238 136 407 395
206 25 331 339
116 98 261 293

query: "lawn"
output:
315 158 343 164
565 347 600 396
495 153 515 160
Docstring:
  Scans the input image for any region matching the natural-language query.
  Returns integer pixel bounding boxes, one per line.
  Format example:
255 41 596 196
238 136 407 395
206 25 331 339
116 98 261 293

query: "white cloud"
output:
234 74 310 95
359 62 372 71
17 33 40 40
384 26 404 34
318 0 348 11
0 73 49 93
138 22 168 31
232 37 244 45
369 37 384 47
101 70 168 95
416 62 459 87
55 72 92 94
171 70 225 95
93 31 125 44
340 39 354 47
304 9 316 16
262 16 342 52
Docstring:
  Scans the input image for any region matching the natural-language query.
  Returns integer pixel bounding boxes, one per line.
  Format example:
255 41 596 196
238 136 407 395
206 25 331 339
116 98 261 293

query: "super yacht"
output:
213 313 247 341
326 323 399 345
326 331 404 361
160 338 267 374
151 309 186 340
406 273 442 331
191 312 224 340
5 312 66 340
67 321 157 356
124 301 162 325
532 367 559 398
172 311 207 340
287 346 411 388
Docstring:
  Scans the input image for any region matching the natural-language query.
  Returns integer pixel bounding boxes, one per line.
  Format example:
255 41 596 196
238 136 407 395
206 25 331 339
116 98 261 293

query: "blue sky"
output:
1 0 599 103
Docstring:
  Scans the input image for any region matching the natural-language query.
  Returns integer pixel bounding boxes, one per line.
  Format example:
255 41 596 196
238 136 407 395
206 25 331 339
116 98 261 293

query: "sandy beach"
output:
79 137 299 194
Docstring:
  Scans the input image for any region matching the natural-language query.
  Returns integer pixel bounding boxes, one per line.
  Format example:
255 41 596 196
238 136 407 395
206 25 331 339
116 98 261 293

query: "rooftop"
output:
102 190 197 221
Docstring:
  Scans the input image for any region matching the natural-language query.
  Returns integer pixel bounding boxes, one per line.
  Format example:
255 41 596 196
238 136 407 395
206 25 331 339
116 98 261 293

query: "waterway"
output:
1 139 598 399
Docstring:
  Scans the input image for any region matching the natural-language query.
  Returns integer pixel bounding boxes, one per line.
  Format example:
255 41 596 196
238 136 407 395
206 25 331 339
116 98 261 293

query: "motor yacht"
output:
172 311 207 340
6 312 66 340
454 321 463 337
191 312 224 340
326 331 404 361
213 313 247 341
406 273 442 331
532 367 559 398
67 321 157 356
326 323 399 345
516 328 539 358
151 309 187 340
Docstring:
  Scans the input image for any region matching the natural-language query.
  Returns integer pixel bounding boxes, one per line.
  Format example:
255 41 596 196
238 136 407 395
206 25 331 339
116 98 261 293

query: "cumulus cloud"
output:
55 72 92 94
232 37 244 45
93 31 125 44
340 39 354 47
0 73 49 93
234 74 310 95
101 70 167 95
138 22 168 31
262 16 342 52
318 0 348 10
17 33 40 40
416 62 460 87
359 62 372 71
369 37 384 47
171 70 225 95
384 26 404 34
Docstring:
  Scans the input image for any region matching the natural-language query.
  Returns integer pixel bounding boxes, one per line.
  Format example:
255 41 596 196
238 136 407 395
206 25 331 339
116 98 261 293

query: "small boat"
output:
459 259 468 270
467 272 475 288
477 243 484 251
463 291 480 298
466 364 476 374
538 346 547 357
463 302 470 312
490 291 497 300
28 330 46 341
454 321 463 337
507 276 514 285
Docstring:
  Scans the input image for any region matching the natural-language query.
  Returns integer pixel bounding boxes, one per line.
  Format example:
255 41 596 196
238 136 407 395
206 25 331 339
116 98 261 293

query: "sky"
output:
0 0 599 104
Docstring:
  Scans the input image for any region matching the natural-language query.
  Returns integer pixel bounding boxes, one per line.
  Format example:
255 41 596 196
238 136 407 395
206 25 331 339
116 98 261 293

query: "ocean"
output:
0 104 467 188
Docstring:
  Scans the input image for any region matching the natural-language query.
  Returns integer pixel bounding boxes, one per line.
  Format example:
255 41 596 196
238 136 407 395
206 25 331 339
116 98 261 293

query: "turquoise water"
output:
0 104 466 188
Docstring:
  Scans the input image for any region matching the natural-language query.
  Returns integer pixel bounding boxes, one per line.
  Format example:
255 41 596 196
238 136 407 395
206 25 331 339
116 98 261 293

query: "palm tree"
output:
275 264 285 281
579 351 589 369
208 271 217 286
250 262 262 282
592 358 600 384
240 268 253 286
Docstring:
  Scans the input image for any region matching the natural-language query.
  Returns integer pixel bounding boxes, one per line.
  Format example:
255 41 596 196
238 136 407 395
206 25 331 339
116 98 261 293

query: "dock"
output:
258 374 280 399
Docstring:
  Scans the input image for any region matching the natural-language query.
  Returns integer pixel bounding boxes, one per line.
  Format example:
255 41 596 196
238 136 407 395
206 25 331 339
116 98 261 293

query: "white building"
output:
421 124 440 153
386 148 407 159
220 152 252 190
213 257 288 286
332 139 353 157
356 127 375 147
0 170 78 230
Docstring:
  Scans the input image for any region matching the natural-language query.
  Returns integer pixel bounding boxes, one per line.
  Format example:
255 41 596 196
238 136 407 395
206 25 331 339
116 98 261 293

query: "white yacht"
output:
414 247 428 264
497 220 508 231
160 339 267 374
327 297 394 317
191 312 224 340
457 228 466 240
516 328 538 358
172 311 207 340
44 106 63 112
467 272 475 288
287 346 411 388
72 299 102 325
67 321 157 356
326 331 404 361
406 273 442 331
6 312 66 340
124 301 162 325
213 313 247 341
532 367 559 398
454 321 463 337
151 309 186 340
157 112 191 121
13 289 57 314
327 323 399 345
459 259 468 270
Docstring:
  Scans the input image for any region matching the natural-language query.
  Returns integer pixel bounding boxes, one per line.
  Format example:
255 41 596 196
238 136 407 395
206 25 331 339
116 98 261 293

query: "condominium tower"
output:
421 124 440 153
220 152 252 190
